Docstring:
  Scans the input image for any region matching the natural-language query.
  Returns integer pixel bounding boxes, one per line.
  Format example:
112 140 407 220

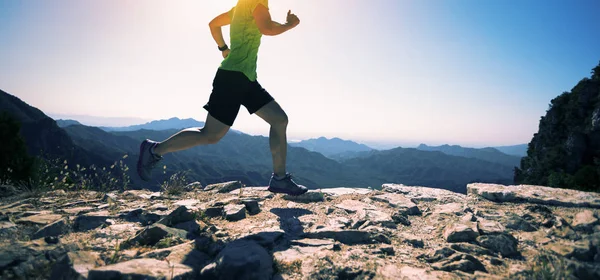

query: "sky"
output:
1 0 599 148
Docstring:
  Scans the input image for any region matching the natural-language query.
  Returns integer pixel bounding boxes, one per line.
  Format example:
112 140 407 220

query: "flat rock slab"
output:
467 183 600 208
361 209 396 228
60 207 94 215
335 200 377 214
433 203 468 216
291 238 335 247
382 184 466 202
204 181 242 193
572 210 599 232
16 214 62 225
371 193 421 215
0 221 17 231
304 228 376 245
228 187 274 201
477 219 506 235
379 265 455 280
88 258 193 280
283 191 325 203
319 187 373 196
328 217 352 228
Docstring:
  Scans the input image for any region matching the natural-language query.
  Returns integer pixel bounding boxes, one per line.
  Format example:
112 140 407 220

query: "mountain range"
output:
416 144 522 168
489 144 528 157
2 89 520 193
57 118 243 135
290 137 374 159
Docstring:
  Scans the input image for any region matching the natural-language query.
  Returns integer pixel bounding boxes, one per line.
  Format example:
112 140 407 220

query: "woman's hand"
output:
222 49 230 58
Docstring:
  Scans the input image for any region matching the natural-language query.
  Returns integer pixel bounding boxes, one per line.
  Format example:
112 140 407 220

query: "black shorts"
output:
203 69 274 126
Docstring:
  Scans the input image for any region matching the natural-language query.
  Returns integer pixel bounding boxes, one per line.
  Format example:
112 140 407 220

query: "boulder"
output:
73 214 109 232
224 204 246 221
200 240 272 280
33 218 69 239
204 181 243 193
476 233 519 257
240 199 261 215
572 210 599 232
125 224 191 247
444 223 479 243
157 206 195 227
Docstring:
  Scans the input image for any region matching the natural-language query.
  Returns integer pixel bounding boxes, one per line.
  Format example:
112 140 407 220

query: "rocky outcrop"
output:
1 183 600 279
515 62 600 191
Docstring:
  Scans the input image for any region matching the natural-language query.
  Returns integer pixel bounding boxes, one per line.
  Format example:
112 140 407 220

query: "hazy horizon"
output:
47 112 527 149
2 0 599 148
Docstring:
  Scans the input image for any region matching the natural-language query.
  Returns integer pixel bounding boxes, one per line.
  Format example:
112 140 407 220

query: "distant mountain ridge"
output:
0 89 112 168
99 117 205 132
489 144 528 157
342 147 514 193
2 88 516 193
57 117 244 134
56 119 82 128
416 144 522 168
290 137 374 158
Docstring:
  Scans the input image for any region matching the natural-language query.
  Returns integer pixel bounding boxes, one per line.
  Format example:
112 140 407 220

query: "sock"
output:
274 173 287 180
150 143 160 157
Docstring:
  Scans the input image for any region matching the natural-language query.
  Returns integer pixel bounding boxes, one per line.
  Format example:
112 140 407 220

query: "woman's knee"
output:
273 112 288 127
202 129 227 144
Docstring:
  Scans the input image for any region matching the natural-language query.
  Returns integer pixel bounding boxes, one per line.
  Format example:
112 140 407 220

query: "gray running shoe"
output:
137 139 162 181
268 173 308 196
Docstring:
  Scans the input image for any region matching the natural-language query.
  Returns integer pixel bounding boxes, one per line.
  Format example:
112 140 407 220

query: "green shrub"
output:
161 171 189 196
0 112 34 184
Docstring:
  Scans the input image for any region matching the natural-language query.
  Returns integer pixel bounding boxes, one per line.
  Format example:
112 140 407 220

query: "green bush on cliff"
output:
515 62 600 192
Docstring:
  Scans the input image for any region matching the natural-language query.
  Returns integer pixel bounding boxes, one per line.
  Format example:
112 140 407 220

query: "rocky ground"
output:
1 182 600 279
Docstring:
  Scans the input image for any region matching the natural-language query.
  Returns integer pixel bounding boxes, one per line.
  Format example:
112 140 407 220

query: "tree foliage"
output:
0 112 34 183
515 62 600 192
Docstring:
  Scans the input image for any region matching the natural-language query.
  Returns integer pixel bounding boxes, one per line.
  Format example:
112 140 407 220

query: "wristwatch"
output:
218 44 229 51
